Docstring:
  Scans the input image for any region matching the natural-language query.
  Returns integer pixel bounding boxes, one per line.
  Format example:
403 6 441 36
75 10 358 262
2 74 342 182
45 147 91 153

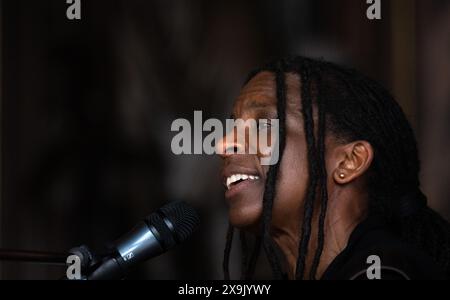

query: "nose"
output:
216 127 244 159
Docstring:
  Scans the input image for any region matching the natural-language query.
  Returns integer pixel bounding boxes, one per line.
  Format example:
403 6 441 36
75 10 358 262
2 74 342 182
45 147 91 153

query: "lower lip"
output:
225 179 261 199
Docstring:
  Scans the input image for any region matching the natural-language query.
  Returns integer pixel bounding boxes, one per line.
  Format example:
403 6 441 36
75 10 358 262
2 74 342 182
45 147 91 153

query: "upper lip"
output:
221 165 261 188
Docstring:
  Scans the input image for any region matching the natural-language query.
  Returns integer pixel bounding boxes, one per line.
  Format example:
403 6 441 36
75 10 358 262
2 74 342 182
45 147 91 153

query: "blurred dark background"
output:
0 0 449 279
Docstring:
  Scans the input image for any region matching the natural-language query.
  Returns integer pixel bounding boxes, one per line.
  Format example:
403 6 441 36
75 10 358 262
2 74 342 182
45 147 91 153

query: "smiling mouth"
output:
225 173 260 190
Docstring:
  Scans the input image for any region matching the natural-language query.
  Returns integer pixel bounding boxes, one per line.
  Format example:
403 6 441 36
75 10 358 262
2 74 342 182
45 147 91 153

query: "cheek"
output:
272 133 308 226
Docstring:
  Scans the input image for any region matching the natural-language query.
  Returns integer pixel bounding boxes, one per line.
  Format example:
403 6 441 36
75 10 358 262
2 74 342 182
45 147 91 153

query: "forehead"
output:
233 71 301 118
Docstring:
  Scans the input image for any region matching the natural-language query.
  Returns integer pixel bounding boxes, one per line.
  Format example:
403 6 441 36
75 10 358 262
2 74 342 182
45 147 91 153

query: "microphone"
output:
81 201 199 280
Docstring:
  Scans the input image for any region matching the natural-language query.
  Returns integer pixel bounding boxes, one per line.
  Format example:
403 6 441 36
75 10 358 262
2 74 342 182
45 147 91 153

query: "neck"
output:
272 188 368 280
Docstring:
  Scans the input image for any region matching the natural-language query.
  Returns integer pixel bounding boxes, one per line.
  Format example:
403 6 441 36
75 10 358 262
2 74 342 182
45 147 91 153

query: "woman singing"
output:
218 56 449 280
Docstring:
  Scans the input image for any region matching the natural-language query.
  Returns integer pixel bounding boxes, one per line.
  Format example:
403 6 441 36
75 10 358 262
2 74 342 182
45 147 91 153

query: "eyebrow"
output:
229 99 278 120
242 99 274 110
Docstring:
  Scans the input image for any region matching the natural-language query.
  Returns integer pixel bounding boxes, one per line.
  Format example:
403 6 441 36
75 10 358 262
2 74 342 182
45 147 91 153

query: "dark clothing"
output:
321 217 447 280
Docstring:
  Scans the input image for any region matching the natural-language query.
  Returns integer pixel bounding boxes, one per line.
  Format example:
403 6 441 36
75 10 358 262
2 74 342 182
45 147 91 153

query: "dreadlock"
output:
223 224 234 280
223 56 450 280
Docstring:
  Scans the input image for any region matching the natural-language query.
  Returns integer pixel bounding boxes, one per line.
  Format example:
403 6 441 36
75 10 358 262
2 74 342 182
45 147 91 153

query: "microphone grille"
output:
159 201 200 243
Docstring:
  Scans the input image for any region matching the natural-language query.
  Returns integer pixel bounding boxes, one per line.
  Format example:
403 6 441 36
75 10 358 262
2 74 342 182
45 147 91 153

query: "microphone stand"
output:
0 245 102 279
0 249 68 265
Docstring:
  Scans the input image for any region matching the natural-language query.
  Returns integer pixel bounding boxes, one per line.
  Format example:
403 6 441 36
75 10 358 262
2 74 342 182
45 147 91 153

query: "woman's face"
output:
218 71 315 231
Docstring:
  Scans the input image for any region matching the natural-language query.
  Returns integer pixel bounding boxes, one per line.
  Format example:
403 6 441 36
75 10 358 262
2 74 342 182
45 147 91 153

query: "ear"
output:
332 141 374 184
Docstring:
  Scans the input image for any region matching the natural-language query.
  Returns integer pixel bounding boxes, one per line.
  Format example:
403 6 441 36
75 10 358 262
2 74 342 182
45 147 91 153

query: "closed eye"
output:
258 119 272 130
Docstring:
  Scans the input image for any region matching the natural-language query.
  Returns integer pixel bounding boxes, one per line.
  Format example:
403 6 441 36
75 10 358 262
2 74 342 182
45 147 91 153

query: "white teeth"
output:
226 177 232 188
231 175 237 182
226 173 259 190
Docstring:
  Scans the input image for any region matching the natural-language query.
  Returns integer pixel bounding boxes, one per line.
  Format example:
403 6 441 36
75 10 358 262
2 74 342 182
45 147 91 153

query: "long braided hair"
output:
223 56 450 280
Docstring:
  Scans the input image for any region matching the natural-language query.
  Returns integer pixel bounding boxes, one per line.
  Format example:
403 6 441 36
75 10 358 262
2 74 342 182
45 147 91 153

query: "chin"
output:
227 202 262 231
